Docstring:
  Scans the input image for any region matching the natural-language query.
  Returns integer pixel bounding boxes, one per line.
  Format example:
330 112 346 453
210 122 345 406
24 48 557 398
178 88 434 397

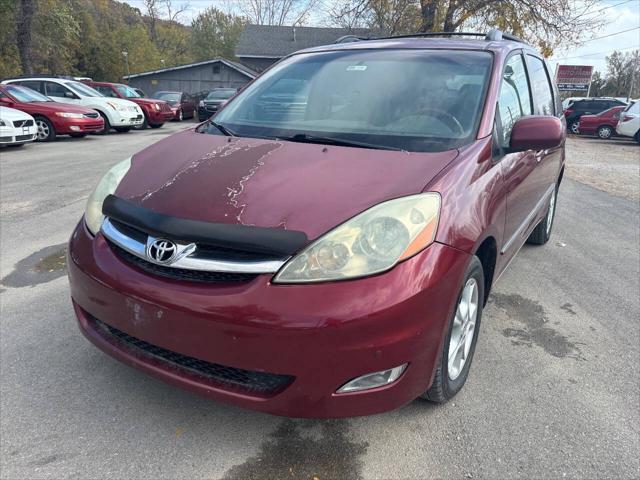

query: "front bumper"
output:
0 125 36 144
144 108 173 125
68 221 469 417
56 117 104 134
110 112 144 127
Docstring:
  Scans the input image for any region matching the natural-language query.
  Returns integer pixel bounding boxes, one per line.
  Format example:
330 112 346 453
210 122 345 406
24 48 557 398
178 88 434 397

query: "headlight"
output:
154 103 161 111
199 100 204 107
55 112 84 118
273 193 441 283
84 157 131 235
0 119 6 126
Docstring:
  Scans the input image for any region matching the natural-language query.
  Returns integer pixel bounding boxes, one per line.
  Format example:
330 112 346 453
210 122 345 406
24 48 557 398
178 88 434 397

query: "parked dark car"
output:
197 88 237 121
0 84 104 141
69 29 565 418
564 98 627 134
84 81 173 128
152 91 196 121
577 105 626 139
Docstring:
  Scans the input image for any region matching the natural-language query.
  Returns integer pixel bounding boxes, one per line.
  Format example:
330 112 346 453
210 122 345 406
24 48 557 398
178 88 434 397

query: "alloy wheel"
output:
448 278 479 381
36 119 49 141
546 190 556 236
598 127 612 139
570 122 580 134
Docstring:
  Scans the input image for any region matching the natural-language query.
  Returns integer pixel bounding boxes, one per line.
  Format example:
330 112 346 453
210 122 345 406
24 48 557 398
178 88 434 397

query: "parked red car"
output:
0 84 104 141
68 30 565 418
577 105 626 139
83 81 173 128
152 91 196 121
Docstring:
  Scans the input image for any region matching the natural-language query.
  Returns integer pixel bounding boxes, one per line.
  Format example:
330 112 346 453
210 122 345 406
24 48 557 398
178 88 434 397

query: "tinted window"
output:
5 85 51 102
527 55 554 116
211 49 493 152
115 84 140 98
497 54 532 147
17 81 44 94
45 81 72 97
95 86 118 97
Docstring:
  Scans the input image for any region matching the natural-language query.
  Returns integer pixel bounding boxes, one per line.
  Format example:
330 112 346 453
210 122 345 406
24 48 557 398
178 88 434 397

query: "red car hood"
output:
129 98 166 106
29 101 97 114
115 129 458 239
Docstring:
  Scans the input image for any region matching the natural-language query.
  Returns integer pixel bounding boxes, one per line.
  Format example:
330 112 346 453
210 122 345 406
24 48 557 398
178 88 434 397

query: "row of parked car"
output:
0 75 238 147
563 96 640 142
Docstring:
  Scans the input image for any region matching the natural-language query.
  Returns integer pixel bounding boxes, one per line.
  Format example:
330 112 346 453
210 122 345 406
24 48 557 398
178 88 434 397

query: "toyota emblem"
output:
147 238 177 264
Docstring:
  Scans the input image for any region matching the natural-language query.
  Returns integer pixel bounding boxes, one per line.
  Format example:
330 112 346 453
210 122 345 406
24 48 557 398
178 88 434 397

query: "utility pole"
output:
122 51 130 83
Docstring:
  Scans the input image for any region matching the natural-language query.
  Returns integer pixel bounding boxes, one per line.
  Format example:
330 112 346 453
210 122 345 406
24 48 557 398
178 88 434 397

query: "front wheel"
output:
597 126 613 139
176 109 183 121
35 116 56 141
149 123 163 129
96 112 110 135
114 127 131 133
569 121 580 135
527 185 557 245
422 256 484 403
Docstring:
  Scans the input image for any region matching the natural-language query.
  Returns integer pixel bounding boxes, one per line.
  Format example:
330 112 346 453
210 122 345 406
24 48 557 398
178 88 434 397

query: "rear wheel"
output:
35 116 56 141
422 256 484 403
597 125 613 139
527 184 557 245
96 111 110 135
569 120 580 135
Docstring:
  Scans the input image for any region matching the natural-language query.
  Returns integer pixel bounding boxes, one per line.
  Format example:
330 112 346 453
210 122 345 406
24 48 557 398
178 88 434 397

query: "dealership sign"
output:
555 65 593 91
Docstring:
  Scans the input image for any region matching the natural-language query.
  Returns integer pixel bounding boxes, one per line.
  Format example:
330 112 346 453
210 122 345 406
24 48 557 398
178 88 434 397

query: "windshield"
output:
67 81 103 97
206 89 236 100
208 49 492 152
155 92 181 102
5 85 51 102
115 84 141 98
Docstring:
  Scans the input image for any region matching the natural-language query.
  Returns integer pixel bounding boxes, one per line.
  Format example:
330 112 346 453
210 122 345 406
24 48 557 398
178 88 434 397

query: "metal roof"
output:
123 58 257 80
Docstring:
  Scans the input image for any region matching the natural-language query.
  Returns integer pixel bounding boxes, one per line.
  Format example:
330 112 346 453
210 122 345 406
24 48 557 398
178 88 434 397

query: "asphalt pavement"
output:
1 123 638 479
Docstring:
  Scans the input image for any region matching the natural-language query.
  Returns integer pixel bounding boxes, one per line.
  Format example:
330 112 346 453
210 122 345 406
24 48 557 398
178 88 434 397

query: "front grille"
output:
107 240 258 283
13 119 34 127
84 112 100 119
90 315 294 395
0 136 12 143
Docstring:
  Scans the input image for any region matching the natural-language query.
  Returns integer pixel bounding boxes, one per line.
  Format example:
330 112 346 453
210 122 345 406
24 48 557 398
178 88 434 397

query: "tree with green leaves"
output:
191 7 246 61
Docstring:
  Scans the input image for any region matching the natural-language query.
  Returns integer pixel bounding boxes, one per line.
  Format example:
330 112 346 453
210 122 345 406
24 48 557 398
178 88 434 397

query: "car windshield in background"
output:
155 92 181 102
115 85 141 98
207 89 236 100
67 81 103 97
6 85 52 102
208 49 492 152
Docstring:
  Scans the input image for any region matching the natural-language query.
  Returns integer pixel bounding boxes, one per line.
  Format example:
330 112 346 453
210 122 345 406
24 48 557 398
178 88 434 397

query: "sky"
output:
123 0 640 74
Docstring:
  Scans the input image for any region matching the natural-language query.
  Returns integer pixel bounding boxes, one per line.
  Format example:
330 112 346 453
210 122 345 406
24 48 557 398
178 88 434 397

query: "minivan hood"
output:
115 129 458 240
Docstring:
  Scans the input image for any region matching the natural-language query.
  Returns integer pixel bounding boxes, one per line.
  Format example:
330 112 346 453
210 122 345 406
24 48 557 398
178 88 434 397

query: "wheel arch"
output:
473 236 497 305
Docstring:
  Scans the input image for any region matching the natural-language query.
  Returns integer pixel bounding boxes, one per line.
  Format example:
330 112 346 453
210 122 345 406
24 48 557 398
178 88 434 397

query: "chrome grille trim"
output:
101 218 288 274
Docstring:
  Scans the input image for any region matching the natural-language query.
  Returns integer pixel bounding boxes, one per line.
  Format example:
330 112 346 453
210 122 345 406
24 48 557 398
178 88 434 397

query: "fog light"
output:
70 126 81 131
336 364 407 393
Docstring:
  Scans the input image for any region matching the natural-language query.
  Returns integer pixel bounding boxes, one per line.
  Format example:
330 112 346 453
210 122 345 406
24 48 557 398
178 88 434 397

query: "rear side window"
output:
17 80 43 94
527 55 555 116
45 81 71 97
95 86 117 97
497 54 532 147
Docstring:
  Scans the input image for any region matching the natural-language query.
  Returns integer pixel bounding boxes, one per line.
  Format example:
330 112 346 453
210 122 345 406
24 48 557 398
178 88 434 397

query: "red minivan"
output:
0 84 104 141
68 30 565 418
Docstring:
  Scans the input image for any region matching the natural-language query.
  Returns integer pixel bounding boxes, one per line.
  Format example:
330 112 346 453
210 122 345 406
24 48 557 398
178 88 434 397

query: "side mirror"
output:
509 116 564 152
64 91 77 99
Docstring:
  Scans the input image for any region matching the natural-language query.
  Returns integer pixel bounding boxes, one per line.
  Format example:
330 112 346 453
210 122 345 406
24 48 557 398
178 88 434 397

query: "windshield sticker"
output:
346 65 367 71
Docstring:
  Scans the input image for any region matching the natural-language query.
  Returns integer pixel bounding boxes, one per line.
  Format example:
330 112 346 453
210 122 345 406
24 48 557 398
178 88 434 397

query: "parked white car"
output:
616 101 639 143
0 106 37 147
1 77 144 134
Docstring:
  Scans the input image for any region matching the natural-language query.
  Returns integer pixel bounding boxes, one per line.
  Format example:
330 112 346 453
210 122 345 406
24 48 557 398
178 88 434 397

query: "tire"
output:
635 131 640 144
69 133 87 138
422 256 484 403
34 116 56 142
177 109 183 122
96 111 110 135
114 127 131 133
135 116 148 130
597 126 613 139
527 184 558 245
569 120 580 135
149 123 163 129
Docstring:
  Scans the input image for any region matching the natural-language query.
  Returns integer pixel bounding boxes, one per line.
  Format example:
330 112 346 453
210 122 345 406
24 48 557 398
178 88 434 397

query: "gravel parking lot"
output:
1 125 638 479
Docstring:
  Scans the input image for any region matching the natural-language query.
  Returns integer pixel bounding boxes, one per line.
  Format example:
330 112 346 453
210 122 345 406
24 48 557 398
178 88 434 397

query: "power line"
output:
590 0 639 15
554 45 638 60
583 26 640 42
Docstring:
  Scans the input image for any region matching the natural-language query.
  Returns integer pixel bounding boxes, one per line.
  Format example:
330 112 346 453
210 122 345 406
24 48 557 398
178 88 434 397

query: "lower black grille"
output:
107 240 258 284
15 134 34 141
90 316 294 395
84 112 100 118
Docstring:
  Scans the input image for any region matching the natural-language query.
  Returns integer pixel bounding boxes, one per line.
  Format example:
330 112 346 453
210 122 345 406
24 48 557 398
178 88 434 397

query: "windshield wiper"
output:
208 120 236 137
275 133 401 151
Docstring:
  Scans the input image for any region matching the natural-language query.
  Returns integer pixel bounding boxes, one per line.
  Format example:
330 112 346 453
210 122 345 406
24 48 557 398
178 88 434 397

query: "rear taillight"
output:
564 109 573 117
620 114 634 122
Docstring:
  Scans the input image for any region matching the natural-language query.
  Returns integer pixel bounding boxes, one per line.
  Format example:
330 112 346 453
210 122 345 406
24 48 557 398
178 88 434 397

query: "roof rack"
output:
334 28 527 45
